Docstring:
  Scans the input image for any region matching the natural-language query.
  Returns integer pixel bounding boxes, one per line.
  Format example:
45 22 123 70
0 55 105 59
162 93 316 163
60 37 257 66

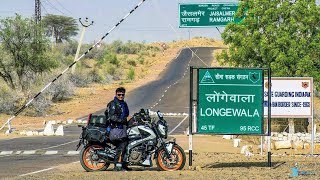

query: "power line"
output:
42 0 66 15
41 3 49 15
0 9 33 13
117 28 173 32
53 0 74 16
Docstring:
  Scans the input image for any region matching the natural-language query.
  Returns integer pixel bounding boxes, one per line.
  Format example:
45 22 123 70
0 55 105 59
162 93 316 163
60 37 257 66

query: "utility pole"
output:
35 0 41 24
72 17 93 74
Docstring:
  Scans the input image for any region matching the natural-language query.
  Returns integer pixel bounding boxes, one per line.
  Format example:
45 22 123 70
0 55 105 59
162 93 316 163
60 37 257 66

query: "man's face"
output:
116 91 125 100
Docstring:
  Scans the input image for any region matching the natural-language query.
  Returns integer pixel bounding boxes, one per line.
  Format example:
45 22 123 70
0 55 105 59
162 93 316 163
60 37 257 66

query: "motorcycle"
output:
76 109 186 171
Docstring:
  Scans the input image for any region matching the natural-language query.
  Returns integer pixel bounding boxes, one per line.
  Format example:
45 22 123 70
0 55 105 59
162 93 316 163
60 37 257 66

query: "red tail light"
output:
87 114 92 125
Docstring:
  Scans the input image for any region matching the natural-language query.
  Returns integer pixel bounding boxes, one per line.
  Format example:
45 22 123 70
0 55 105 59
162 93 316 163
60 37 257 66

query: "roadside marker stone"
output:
0 151 13 155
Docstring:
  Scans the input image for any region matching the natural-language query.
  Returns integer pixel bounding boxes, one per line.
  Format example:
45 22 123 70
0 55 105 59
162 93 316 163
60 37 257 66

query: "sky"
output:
0 0 319 44
0 0 240 43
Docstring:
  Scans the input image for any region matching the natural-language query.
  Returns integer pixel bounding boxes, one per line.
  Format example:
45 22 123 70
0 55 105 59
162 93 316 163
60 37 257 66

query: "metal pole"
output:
267 68 272 167
193 104 197 132
311 77 314 155
7 120 11 133
311 117 314 155
260 136 263 155
72 17 93 74
189 66 193 169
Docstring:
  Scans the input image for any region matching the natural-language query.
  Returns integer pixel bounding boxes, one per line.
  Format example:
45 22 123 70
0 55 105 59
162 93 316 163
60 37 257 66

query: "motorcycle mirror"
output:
77 124 84 128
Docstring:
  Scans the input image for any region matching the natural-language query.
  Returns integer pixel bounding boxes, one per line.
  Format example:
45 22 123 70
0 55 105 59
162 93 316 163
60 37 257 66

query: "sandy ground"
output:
17 135 320 180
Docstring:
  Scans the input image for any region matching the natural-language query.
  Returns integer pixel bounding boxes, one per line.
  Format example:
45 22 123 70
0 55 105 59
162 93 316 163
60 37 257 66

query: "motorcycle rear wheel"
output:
156 144 186 171
80 144 110 172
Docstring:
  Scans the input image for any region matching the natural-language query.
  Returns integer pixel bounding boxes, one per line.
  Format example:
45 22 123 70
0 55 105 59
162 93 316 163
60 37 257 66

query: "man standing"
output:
105 87 131 171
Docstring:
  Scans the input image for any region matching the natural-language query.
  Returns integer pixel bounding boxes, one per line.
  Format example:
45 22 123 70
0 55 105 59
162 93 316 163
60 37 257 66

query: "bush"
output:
106 65 116 76
89 68 114 83
127 68 135 81
137 56 145 64
108 55 119 66
0 86 52 117
48 77 75 102
0 87 23 114
147 45 160 51
25 95 52 116
127 59 137 67
69 72 91 87
89 68 104 83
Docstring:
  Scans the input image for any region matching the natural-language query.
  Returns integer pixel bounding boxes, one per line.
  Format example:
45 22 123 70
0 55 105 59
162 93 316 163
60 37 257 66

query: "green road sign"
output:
197 68 264 134
179 3 241 27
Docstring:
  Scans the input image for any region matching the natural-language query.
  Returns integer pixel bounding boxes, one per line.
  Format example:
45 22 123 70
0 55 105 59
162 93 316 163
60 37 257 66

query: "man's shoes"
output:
114 163 125 171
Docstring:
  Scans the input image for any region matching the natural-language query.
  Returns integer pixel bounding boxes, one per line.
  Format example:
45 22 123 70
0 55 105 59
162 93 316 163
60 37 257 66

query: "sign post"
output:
263 77 314 155
197 68 264 134
189 67 271 168
179 3 242 27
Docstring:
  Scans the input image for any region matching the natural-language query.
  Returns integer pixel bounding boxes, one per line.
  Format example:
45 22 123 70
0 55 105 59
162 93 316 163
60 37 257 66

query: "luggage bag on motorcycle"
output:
82 114 109 143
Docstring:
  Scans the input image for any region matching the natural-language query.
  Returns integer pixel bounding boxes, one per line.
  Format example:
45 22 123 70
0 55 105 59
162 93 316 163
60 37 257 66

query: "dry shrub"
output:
0 87 23 115
48 76 75 102
69 71 92 87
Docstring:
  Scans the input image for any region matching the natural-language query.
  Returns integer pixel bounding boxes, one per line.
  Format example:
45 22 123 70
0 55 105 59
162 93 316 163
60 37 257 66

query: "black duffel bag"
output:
82 126 107 143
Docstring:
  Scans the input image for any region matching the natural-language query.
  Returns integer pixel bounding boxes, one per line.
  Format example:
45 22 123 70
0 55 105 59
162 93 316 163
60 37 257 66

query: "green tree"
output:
217 0 320 91
42 14 79 43
0 14 57 92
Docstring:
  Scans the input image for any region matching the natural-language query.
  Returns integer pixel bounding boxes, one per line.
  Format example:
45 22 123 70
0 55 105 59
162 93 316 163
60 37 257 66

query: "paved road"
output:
0 47 215 178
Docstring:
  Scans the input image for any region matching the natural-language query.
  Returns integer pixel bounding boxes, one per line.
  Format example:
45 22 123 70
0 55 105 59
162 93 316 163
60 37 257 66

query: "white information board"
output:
264 77 313 118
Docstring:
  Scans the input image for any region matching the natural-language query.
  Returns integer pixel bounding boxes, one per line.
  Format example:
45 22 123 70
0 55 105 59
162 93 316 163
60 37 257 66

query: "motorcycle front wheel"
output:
156 144 186 171
80 144 110 172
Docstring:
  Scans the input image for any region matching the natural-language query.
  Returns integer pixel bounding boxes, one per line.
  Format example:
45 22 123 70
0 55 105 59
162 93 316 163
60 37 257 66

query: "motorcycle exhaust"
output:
96 150 115 162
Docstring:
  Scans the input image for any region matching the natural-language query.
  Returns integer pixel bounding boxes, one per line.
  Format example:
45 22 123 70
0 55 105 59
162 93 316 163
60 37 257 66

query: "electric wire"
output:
42 0 66 15
53 0 74 16
41 3 49 15
0 0 147 131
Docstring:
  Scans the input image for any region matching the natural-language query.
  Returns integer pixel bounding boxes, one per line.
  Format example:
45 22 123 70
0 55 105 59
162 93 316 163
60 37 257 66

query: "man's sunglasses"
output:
117 93 125 97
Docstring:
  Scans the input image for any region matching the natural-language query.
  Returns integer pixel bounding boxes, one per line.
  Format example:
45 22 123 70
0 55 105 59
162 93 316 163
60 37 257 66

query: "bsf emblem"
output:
302 82 309 89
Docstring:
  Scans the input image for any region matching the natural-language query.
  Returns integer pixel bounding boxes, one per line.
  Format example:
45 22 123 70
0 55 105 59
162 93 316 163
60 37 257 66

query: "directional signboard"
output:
179 3 241 27
197 68 264 134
